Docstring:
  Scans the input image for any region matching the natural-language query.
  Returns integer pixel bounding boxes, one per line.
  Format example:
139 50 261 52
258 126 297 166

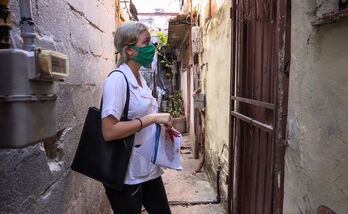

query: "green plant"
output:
154 31 172 69
152 31 176 91
167 91 184 118
155 31 168 50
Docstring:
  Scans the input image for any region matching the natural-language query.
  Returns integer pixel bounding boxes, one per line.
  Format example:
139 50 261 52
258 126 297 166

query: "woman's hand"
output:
153 113 173 128
165 127 181 142
168 127 180 137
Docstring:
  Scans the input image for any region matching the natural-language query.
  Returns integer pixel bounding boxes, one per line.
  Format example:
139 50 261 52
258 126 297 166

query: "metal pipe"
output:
19 0 35 51
216 159 221 203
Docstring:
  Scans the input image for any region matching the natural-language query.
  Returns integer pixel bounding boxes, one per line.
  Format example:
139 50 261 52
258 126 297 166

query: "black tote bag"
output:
71 70 134 191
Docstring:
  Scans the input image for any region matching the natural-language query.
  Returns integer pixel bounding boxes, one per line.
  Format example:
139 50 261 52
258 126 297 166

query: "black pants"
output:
104 176 171 214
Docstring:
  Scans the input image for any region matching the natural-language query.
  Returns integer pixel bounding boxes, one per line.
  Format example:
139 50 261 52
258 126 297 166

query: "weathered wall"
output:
284 0 348 213
0 0 117 212
200 1 231 209
180 35 190 128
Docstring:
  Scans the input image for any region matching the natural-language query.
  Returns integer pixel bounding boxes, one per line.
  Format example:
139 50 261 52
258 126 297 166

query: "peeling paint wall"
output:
200 1 231 210
284 0 348 213
0 0 117 212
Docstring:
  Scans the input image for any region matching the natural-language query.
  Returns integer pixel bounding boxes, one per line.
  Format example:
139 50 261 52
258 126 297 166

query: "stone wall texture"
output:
284 0 348 213
0 0 117 213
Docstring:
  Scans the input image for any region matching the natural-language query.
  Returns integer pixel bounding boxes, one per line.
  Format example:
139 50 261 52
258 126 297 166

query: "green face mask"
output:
130 43 155 67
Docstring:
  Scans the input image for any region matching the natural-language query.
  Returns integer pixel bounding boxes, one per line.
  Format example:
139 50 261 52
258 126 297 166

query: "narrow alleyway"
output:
142 134 225 214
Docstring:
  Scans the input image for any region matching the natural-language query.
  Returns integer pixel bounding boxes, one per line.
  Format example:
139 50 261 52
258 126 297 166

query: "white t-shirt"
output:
101 63 163 185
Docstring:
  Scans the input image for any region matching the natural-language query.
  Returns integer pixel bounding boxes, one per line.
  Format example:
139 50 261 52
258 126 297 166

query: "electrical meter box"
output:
33 48 69 81
0 48 69 148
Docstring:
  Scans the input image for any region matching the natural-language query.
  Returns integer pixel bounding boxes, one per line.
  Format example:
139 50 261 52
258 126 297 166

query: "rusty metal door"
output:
228 0 291 213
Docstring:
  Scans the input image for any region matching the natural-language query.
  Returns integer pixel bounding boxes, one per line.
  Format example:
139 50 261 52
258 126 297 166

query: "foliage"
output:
153 31 171 65
151 30 176 89
166 91 184 118
155 31 168 49
153 31 174 79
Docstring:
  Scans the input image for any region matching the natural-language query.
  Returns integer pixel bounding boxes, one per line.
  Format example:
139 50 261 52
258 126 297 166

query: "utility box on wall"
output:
0 48 69 148
34 48 69 81
0 0 69 148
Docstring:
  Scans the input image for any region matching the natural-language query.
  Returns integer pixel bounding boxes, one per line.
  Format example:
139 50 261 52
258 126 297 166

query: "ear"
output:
125 46 135 57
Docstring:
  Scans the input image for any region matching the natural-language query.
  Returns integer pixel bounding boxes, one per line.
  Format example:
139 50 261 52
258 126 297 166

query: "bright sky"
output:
132 0 181 13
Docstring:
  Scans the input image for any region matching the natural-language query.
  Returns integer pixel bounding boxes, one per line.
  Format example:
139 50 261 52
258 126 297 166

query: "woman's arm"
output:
102 113 173 141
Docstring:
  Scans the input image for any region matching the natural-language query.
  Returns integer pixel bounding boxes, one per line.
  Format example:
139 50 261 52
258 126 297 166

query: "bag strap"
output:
100 69 130 121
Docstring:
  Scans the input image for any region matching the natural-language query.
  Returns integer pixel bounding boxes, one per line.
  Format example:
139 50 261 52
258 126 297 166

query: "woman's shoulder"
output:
108 64 129 78
108 70 125 79
107 66 128 79
104 70 128 88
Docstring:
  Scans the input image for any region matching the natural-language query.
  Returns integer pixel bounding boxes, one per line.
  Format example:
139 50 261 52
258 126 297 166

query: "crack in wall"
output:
39 169 69 200
67 3 104 33
70 41 89 55
90 50 102 58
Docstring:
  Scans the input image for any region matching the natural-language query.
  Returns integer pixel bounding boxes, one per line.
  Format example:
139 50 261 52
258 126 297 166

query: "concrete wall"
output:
200 1 231 209
0 0 117 212
284 1 348 213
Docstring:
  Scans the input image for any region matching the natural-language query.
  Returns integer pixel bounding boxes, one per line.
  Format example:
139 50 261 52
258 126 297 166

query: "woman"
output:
101 21 177 214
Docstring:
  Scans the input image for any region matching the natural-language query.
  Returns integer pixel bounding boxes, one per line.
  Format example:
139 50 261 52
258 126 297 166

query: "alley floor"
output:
142 134 225 214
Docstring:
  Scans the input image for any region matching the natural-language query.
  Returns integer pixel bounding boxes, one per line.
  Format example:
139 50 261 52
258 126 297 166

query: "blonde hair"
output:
114 21 149 66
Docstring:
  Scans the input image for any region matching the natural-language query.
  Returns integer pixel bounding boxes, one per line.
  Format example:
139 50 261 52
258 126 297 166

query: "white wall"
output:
284 1 348 213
